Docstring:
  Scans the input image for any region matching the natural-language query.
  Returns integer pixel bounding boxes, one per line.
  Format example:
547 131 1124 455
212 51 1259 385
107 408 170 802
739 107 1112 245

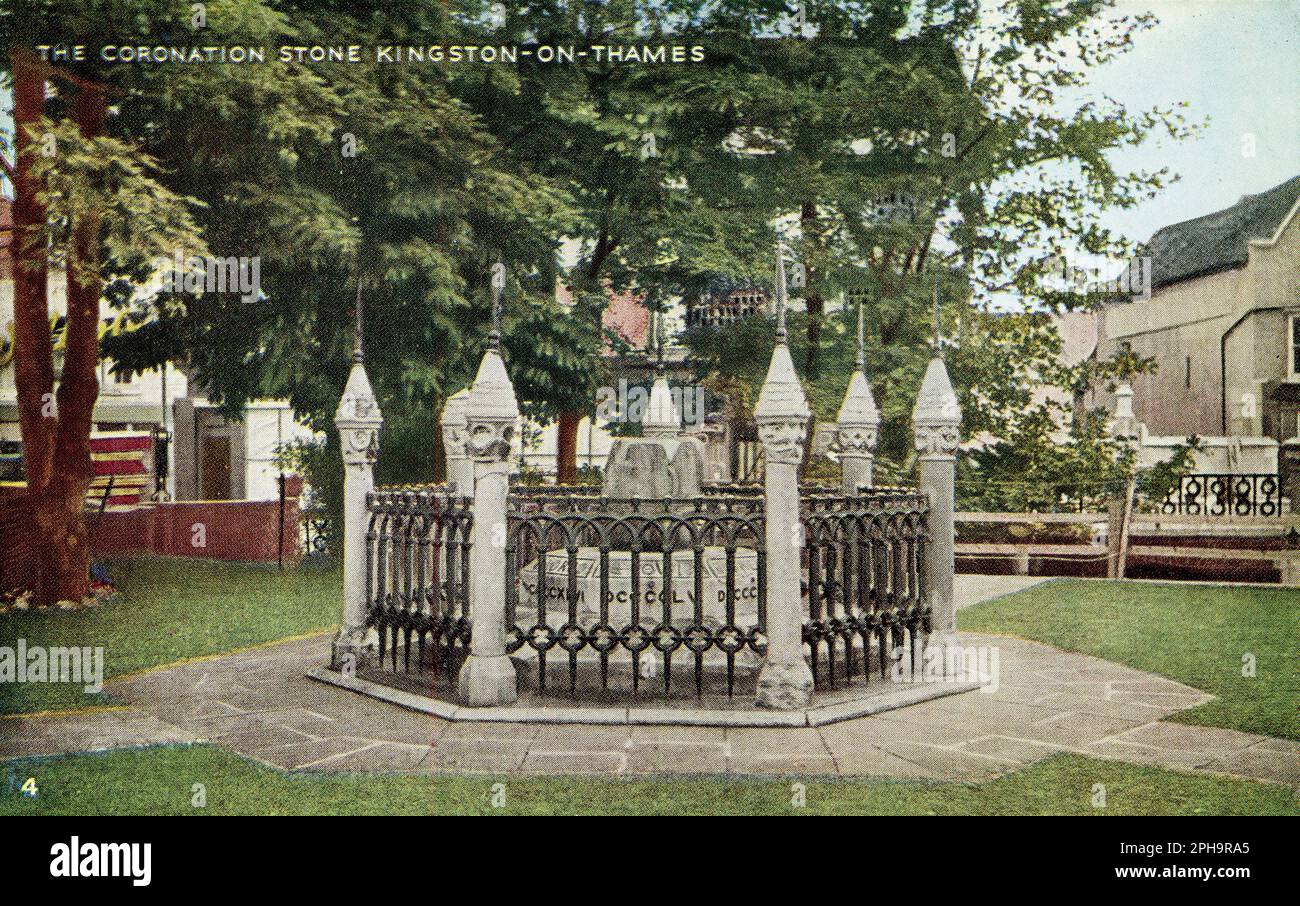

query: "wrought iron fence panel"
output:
365 487 472 677
801 492 930 690
505 499 766 699
1159 473 1282 518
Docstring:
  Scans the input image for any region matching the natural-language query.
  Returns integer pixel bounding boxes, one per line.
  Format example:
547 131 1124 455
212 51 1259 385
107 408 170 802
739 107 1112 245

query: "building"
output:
686 278 770 328
1092 175 1300 443
0 198 314 504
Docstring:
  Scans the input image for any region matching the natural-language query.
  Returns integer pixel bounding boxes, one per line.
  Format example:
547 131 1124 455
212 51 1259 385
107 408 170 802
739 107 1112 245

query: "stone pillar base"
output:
923 631 963 677
755 659 814 710
458 654 518 707
331 626 372 671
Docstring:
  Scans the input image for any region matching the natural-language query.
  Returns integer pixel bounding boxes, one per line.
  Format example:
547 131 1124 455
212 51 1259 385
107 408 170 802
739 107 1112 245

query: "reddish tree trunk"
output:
556 410 580 484
22 75 109 605
555 246 617 483
10 53 54 489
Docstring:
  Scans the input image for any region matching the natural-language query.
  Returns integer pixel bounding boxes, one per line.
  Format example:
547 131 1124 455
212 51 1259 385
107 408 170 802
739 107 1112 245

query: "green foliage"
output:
960 405 1130 512
1134 436 1202 506
8 0 1195 490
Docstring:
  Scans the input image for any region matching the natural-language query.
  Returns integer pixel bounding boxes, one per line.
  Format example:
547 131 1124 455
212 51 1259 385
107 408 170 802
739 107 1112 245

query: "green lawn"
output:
959 579 1299 741
0 557 340 715
1 744 1294 816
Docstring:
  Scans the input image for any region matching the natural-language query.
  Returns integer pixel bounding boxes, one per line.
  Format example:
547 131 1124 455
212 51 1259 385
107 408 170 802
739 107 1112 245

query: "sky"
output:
1077 0 1298 243
2 0 1296 265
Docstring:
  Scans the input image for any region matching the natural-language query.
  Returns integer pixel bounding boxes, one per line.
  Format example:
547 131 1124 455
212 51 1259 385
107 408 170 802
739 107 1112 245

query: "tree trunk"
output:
31 80 108 605
555 240 618 483
800 201 823 378
10 53 54 489
556 410 580 484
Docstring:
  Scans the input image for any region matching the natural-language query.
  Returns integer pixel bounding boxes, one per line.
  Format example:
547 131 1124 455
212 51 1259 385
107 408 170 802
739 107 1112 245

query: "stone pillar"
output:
457 343 520 706
1280 438 1300 515
836 371 880 494
912 352 961 657
1107 384 1141 579
754 248 814 710
332 357 383 668
440 388 473 497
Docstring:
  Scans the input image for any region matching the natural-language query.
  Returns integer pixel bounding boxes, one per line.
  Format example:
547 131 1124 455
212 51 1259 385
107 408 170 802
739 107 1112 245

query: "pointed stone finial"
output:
336 283 382 466
352 279 364 363
755 251 809 464
912 352 961 459
931 275 942 358
837 365 880 434
643 310 678 438
836 297 880 488
466 342 519 463
489 259 505 350
774 243 788 342
643 375 679 438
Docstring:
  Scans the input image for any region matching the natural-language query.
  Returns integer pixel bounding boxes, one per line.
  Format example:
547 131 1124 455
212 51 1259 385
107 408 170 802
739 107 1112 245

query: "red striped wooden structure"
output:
89 432 153 508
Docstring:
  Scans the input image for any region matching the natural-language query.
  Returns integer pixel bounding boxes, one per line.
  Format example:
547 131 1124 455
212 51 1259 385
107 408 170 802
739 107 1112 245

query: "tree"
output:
450 0 780 480
2 25 205 603
95 1 580 500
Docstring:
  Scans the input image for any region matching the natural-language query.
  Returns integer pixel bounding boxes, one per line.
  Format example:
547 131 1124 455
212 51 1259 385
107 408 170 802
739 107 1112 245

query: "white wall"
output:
242 402 320 501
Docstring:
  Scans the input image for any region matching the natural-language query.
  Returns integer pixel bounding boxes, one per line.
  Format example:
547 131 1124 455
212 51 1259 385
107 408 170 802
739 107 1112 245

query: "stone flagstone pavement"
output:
2 577 1296 787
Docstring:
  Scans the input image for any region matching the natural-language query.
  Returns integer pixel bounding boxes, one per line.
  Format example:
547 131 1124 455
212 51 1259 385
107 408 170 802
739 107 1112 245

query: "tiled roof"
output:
1144 175 1300 291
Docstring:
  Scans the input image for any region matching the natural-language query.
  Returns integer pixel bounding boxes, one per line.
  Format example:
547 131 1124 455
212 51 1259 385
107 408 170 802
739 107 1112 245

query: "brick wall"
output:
0 488 302 595
91 496 303 564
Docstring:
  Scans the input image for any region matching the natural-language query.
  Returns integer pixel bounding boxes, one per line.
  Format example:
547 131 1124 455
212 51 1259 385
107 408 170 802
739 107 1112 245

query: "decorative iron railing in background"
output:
803 491 931 687
300 511 333 555
365 487 473 675
1159 473 1282 518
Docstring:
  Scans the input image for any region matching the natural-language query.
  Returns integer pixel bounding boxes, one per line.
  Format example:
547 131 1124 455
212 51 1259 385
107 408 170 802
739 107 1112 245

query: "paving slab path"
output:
2 577 1296 787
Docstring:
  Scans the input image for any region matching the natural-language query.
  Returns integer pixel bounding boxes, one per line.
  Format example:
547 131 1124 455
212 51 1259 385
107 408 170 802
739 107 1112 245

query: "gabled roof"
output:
1144 175 1300 291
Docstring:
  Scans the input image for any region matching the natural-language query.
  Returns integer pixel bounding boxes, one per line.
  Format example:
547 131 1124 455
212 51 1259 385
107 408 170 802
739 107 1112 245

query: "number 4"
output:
21 777 38 797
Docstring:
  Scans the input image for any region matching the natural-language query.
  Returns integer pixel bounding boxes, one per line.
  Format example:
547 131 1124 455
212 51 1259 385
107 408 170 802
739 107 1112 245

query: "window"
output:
1185 356 1192 388
1291 314 1300 379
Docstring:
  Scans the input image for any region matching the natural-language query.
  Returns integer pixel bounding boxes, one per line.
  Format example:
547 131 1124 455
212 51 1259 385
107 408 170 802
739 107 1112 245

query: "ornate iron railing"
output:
361 484 933 703
505 493 766 698
803 491 931 687
300 511 333 555
365 487 473 675
1159 473 1282 518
